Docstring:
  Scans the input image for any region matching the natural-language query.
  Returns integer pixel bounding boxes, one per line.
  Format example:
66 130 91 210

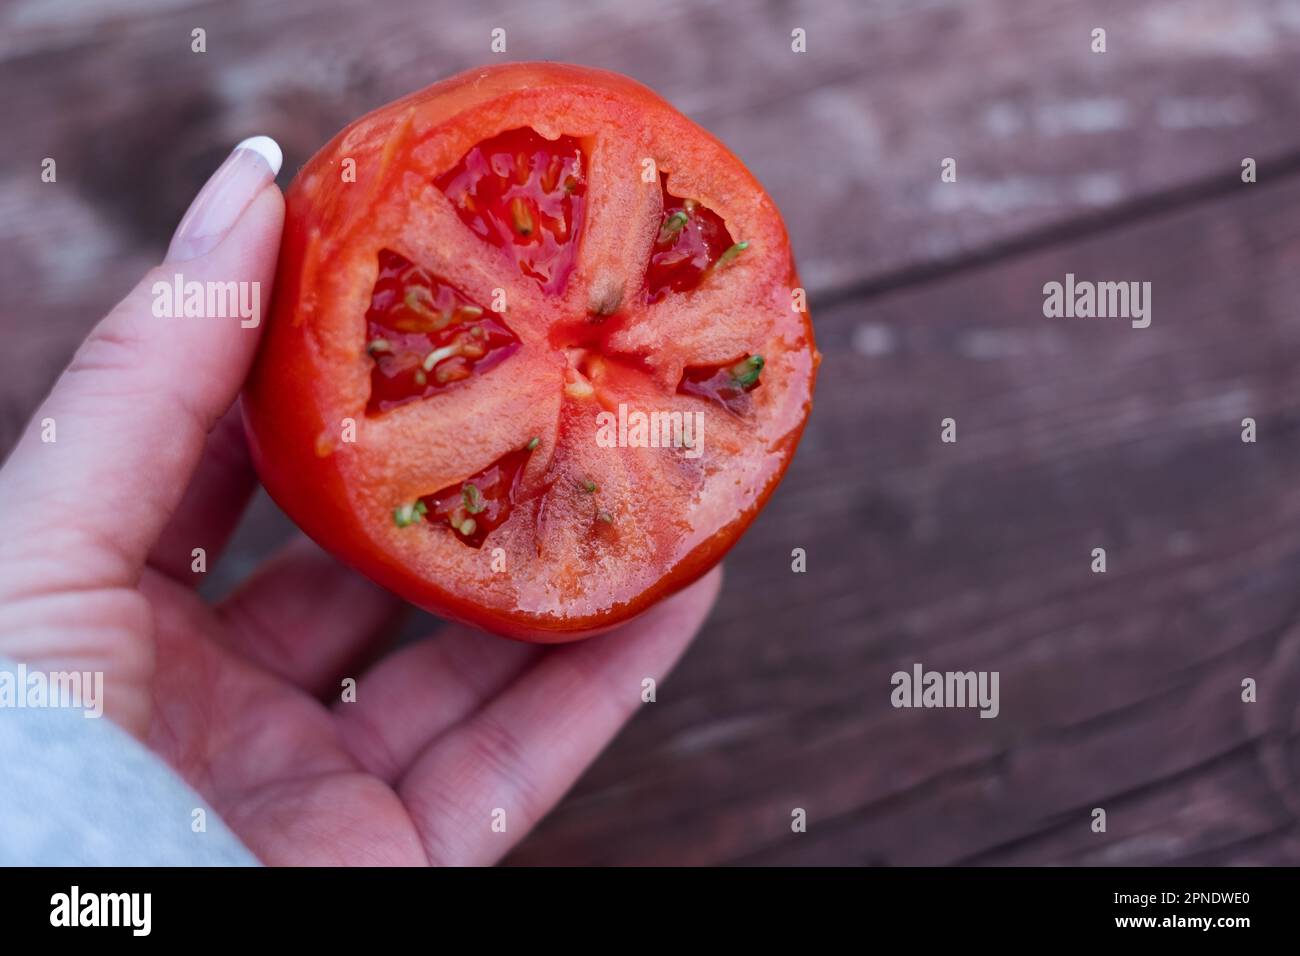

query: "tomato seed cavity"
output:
435 127 586 296
364 249 521 414
645 173 736 303
420 445 535 548
677 354 765 414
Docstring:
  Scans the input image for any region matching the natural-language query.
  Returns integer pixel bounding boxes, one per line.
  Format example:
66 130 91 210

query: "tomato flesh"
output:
364 249 521 413
435 127 586 296
421 446 534 549
645 174 734 303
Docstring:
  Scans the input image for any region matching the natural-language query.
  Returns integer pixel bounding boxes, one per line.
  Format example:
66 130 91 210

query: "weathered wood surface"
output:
1 0 1298 865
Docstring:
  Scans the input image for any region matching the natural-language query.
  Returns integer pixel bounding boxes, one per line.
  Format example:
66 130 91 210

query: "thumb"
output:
0 137 285 596
0 138 284 737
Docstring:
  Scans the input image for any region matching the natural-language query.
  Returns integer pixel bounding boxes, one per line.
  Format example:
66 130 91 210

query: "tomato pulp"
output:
244 63 819 640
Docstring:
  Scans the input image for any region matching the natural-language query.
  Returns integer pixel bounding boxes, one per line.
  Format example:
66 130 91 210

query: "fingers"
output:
217 536 409 697
0 138 284 599
145 402 259 583
336 626 543 782
397 567 722 865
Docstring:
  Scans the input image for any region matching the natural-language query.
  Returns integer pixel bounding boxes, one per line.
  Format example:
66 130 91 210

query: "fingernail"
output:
166 136 283 262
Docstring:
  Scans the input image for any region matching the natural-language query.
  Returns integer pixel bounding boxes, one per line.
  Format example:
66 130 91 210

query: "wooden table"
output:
3 0 1299 865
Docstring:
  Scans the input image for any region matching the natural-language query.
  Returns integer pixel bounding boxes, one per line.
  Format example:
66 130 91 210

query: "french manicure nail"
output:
166 136 283 263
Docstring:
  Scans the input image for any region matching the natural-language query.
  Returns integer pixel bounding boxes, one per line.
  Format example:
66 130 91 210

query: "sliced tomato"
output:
244 62 818 641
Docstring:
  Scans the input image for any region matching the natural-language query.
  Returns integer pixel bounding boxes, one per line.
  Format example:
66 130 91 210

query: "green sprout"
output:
715 240 749 269
394 500 428 528
728 354 765 389
422 344 460 372
658 209 690 244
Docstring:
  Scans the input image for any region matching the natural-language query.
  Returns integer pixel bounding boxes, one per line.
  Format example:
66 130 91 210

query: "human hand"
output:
0 138 721 864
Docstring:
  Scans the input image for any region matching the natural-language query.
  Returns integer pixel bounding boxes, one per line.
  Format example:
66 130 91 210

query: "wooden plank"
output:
508 174 1300 865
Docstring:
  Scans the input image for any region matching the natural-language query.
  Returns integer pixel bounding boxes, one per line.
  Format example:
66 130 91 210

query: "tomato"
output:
243 63 819 641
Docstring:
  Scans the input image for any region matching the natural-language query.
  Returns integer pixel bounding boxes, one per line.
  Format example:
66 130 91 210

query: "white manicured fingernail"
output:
166 136 282 263
235 136 283 177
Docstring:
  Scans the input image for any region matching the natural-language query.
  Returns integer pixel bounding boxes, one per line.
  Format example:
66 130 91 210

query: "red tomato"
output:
244 63 819 641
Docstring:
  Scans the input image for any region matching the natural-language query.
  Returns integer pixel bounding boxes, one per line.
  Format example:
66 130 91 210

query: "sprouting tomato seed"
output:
729 354 765 388
658 209 689 243
394 500 427 527
714 240 750 270
510 197 534 236
422 344 459 372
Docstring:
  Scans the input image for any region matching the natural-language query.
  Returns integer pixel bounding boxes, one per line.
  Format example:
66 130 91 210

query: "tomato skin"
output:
244 63 818 642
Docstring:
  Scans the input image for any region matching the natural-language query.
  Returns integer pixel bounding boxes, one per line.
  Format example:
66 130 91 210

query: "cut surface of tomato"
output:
244 63 818 641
